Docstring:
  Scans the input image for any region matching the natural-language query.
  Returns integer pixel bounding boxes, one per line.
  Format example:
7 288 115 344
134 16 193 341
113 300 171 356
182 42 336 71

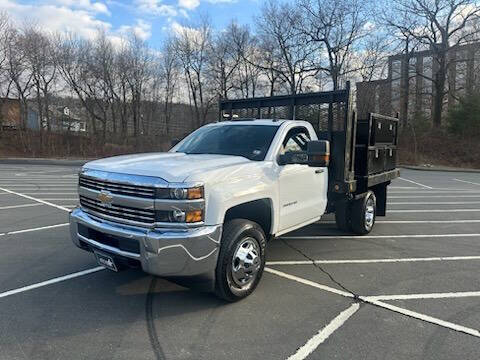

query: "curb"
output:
0 158 90 166
399 165 480 173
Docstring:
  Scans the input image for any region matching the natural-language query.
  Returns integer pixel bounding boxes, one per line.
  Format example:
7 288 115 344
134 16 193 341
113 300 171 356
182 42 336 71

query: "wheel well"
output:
224 199 272 236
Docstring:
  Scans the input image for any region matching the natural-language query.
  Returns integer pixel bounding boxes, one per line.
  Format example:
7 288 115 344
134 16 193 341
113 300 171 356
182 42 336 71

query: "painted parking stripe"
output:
0 187 70 212
0 223 69 237
389 195 480 198
267 267 480 338
286 303 360 360
389 190 480 194
366 291 480 301
264 268 354 298
388 201 480 205
282 234 480 240
454 179 480 186
0 203 43 210
37 198 78 201
398 177 433 189
0 185 76 187
389 209 480 213
377 220 480 224
266 255 480 266
362 298 480 338
0 267 105 299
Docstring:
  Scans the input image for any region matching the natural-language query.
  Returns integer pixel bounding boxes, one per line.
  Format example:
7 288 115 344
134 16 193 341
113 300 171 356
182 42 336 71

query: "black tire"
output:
215 219 266 302
335 201 352 232
351 191 376 235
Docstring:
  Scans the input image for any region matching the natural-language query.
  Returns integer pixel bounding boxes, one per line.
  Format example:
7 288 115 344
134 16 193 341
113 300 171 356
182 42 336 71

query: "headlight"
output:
157 186 204 200
164 209 203 223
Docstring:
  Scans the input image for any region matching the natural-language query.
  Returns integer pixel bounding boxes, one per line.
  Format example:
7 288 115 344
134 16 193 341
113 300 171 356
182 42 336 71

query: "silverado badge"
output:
97 190 113 207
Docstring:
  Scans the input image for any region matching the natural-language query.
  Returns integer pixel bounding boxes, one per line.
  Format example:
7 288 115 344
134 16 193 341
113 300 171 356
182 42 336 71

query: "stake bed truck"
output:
70 83 399 301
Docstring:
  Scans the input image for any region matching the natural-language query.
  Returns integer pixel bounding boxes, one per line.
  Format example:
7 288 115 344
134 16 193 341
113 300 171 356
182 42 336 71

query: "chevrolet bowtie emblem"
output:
97 190 113 206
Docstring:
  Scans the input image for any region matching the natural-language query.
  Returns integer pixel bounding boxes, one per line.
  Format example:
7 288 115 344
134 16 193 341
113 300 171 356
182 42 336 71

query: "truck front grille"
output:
79 175 156 199
80 195 156 225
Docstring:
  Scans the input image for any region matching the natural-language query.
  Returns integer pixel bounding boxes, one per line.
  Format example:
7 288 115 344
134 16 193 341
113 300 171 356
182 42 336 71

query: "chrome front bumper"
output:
69 208 221 289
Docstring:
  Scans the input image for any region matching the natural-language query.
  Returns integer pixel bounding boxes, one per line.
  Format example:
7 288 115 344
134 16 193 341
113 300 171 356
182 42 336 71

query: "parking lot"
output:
1 163 480 360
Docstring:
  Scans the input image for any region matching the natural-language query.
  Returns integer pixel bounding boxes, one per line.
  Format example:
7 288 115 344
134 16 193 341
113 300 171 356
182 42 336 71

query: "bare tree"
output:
6 28 33 129
159 37 179 134
174 19 216 127
382 0 480 126
298 0 369 90
23 26 58 131
255 0 320 95
209 21 243 99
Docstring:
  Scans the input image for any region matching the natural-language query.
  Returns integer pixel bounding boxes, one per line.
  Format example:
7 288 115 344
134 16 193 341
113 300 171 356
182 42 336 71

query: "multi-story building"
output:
357 42 480 123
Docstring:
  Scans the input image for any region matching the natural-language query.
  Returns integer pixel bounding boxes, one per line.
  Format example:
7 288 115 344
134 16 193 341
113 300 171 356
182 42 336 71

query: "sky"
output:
0 0 262 47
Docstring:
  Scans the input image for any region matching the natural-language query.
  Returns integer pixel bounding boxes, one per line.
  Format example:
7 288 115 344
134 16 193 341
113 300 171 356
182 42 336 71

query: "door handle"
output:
315 169 324 174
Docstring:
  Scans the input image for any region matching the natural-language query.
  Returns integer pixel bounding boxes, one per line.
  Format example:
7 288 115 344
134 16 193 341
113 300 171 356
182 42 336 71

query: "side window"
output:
281 127 310 154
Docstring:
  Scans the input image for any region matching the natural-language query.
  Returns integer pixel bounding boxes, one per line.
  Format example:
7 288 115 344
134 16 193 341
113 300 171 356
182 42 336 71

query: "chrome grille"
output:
79 175 156 199
80 195 155 225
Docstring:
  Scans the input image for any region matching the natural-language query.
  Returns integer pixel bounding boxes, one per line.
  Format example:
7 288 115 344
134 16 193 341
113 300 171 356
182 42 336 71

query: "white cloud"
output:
54 0 111 15
178 0 200 11
205 0 237 3
118 19 152 41
0 0 111 39
135 0 177 16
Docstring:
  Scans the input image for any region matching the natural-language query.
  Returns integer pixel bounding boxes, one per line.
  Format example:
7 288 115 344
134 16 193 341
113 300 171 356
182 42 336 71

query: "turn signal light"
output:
186 210 203 223
187 186 204 199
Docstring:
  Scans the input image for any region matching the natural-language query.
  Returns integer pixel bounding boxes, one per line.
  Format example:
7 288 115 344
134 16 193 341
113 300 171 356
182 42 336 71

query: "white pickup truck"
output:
70 87 399 301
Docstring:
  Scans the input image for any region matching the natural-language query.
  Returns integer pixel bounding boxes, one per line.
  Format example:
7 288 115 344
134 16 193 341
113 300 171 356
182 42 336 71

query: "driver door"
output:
277 126 327 232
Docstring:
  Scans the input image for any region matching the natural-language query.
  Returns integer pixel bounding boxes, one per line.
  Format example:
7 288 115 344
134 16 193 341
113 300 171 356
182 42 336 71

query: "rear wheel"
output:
351 191 376 235
215 219 266 302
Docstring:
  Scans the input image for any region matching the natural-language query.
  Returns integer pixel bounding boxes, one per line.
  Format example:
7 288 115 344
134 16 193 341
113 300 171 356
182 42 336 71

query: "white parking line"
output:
264 268 354 298
0 203 43 210
20 193 77 195
0 187 70 212
389 191 480 194
38 198 78 201
389 201 480 205
377 220 480 224
282 234 480 240
366 291 480 301
266 255 480 266
0 223 69 237
0 185 76 187
398 177 433 189
362 298 480 338
454 179 480 187
389 195 480 198
267 267 480 338
389 209 480 213
0 267 105 299
389 187 421 189
286 303 360 360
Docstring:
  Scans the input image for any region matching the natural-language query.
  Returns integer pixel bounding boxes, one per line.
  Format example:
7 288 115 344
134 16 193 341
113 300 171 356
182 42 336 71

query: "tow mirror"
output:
307 140 330 167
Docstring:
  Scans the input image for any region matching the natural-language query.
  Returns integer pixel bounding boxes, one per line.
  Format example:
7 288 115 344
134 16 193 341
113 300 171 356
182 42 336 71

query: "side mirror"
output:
277 152 308 166
307 140 330 167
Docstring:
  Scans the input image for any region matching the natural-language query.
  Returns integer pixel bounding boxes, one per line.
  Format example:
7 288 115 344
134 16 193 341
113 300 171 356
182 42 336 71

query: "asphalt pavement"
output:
0 164 480 360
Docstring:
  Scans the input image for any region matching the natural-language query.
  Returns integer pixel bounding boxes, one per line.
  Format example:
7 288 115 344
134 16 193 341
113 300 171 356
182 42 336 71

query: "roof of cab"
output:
213 119 288 126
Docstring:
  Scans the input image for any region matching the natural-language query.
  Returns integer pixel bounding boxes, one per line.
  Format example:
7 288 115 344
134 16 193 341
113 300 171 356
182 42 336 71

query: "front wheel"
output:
351 191 376 235
215 219 266 302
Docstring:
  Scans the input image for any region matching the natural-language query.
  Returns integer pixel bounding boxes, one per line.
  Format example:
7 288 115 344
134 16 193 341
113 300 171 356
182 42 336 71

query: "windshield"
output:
175 124 279 161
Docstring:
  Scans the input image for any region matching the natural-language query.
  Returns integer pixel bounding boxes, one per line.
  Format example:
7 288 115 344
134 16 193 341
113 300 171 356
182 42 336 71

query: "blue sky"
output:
0 0 263 47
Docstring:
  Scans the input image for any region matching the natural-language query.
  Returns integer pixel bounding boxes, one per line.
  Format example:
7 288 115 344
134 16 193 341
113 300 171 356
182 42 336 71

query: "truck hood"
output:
84 152 251 183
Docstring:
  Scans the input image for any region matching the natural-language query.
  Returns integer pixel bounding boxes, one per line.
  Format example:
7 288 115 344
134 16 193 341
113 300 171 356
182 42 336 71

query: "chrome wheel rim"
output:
231 237 261 288
365 196 375 229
